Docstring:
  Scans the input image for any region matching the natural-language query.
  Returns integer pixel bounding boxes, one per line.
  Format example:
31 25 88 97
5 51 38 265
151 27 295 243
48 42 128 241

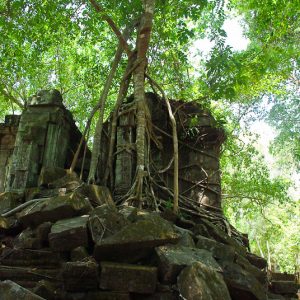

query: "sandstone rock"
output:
49 215 89 252
221 261 267 300
196 235 235 262
71 246 89 261
0 216 19 234
61 258 99 292
0 248 61 268
235 254 267 284
0 280 45 300
0 192 23 215
14 227 43 249
155 244 221 283
17 192 92 227
246 252 267 269
88 204 129 243
270 281 300 294
100 262 157 294
118 205 138 222
199 218 247 256
38 166 67 187
65 291 131 300
47 171 82 190
94 214 179 261
177 261 231 300
32 280 59 300
270 272 296 281
174 226 195 247
36 222 52 244
77 184 115 208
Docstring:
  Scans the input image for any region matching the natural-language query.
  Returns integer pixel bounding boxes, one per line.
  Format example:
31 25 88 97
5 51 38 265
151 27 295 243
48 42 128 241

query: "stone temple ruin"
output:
0 90 299 299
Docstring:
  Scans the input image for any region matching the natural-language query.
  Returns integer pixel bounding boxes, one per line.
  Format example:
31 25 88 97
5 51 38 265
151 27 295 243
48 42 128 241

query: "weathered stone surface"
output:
100 262 157 294
38 166 67 187
61 258 99 292
65 291 131 300
32 280 59 300
155 244 221 283
88 204 129 243
196 235 235 262
221 261 267 300
0 192 23 214
0 280 45 300
174 226 195 247
118 205 138 222
0 216 19 234
246 252 267 270
199 218 247 256
270 281 300 294
235 254 267 284
177 261 231 300
36 221 52 244
0 265 60 284
71 246 89 261
17 192 92 227
78 184 115 208
14 227 43 249
0 248 61 268
270 272 296 281
49 215 89 251
94 214 179 261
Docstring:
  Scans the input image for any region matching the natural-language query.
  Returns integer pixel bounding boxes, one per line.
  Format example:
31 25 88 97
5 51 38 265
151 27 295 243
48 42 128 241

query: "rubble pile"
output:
1 167 293 300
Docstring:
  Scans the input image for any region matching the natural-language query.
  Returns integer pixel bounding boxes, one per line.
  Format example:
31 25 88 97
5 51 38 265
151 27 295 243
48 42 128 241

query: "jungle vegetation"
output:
0 0 299 272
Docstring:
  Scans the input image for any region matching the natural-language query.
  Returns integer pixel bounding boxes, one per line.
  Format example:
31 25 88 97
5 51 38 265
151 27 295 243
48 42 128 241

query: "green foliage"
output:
0 0 299 272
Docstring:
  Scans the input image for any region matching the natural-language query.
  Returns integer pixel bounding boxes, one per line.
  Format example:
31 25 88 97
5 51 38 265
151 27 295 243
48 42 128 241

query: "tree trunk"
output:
88 27 132 183
104 54 136 187
132 0 156 204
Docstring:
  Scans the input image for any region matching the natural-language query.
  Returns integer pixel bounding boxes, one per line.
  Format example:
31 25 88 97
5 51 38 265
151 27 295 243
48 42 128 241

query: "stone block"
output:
221 261 267 300
100 262 157 294
71 246 89 261
38 166 67 187
88 204 129 243
65 291 131 300
0 192 23 214
14 227 43 249
177 261 231 300
0 280 45 300
49 215 89 251
78 184 115 208
196 235 235 261
270 281 300 294
17 192 93 227
155 244 221 283
61 258 99 292
94 214 179 261
246 252 267 269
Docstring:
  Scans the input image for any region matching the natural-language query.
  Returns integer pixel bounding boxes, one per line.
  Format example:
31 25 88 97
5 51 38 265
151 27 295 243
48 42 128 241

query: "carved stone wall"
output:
4 90 89 193
0 115 20 193
98 93 225 210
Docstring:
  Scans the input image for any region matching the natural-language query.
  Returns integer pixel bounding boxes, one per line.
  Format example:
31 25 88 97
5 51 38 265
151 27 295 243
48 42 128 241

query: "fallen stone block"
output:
49 215 89 251
71 246 89 261
100 262 157 294
17 192 93 227
94 214 179 261
14 227 43 249
246 252 267 269
196 235 235 262
77 184 115 208
0 216 20 235
88 204 128 244
0 248 61 268
0 192 23 215
177 261 231 300
235 254 267 284
32 280 62 300
0 265 61 284
270 281 300 294
155 244 221 283
270 272 296 281
65 291 131 300
61 258 99 292
174 226 195 247
221 261 267 300
0 280 45 300
38 166 67 187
